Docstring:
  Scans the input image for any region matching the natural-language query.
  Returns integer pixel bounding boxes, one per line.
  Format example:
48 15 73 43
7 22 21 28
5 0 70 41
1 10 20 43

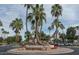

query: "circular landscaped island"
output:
7 45 74 55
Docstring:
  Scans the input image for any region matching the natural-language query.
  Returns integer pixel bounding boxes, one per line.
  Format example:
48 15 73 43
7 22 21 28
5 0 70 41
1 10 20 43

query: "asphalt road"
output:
58 46 79 55
0 45 79 55
0 45 17 55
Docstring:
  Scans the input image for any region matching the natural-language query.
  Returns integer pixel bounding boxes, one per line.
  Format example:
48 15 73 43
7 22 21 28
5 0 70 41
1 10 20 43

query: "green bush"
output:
5 35 22 44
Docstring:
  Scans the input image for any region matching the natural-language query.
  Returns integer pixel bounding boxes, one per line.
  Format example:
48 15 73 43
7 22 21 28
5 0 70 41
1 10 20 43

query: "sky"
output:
0 4 79 40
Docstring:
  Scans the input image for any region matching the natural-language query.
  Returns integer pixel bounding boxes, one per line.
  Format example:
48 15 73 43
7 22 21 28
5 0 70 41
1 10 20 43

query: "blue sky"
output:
0 4 79 40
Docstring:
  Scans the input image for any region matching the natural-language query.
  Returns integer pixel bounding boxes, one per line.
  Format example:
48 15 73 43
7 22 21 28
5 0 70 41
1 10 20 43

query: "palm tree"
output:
10 18 23 43
24 4 33 31
51 19 65 40
51 4 64 43
27 4 46 44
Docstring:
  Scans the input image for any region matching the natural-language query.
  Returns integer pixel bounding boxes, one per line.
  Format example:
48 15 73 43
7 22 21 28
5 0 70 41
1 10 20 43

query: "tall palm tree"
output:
10 18 23 43
51 19 65 38
27 4 46 44
51 4 64 43
24 4 33 31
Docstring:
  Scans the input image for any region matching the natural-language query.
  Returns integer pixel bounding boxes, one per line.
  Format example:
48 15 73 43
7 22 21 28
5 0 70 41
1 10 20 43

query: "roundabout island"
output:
7 46 74 55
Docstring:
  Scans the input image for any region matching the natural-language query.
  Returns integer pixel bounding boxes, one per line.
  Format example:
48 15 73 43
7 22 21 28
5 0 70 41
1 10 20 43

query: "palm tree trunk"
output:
26 7 28 31
55 16 59 44
56 28 58 39
34 20 38 44
62 38 65 45
34 19 41 45
54 28 58 44
16 33 19 43
62 29 65 45
39 25 42 41
40 25 42 32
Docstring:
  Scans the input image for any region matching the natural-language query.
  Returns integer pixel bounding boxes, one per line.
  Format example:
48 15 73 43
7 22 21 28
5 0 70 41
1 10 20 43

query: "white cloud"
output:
62 4 79 22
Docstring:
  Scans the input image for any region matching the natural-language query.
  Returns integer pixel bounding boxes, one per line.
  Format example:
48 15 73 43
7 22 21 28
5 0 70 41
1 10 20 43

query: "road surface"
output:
58 46 79 55
0 45 17 55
